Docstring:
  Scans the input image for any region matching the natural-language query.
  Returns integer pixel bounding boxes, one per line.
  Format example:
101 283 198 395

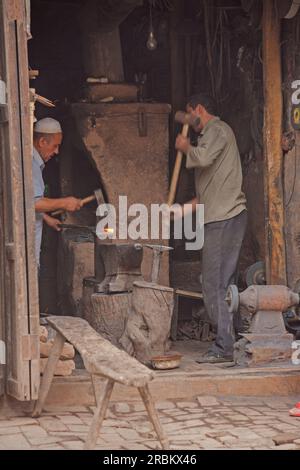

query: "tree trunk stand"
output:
120 281 174 363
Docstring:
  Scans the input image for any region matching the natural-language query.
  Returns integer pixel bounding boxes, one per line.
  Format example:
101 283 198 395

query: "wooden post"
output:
169 0 186 117
1 0 40 401
262 0 287 285
169 0 186 172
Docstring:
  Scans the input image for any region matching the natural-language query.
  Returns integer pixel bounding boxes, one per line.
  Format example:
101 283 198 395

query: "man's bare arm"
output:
35 197 82 213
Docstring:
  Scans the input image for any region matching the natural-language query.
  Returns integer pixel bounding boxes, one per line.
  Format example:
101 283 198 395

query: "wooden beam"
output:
169 0 190 204
262 0 287 285
175 289 203 300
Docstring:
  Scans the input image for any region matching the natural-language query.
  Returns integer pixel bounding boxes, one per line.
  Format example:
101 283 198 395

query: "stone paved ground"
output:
1 396 300 450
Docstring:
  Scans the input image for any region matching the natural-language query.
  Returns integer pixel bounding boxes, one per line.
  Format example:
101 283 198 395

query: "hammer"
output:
168 112 200 207
51 188 105 216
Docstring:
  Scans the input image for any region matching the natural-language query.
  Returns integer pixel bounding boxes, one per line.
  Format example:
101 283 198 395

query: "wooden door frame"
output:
262 0 287 285
0 0 40 401
0 0 8 399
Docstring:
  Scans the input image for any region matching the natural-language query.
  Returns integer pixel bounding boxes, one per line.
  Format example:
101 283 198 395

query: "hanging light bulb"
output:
147 1 158 51
147 30 158 51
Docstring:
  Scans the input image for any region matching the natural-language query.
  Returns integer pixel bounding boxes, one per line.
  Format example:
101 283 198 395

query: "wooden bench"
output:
32 316 169 450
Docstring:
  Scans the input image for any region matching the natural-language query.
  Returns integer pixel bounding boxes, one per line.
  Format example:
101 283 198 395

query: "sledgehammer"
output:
167 112 200 206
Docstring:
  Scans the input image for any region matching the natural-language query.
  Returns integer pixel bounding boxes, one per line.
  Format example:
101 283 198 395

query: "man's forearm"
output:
35 197 65 213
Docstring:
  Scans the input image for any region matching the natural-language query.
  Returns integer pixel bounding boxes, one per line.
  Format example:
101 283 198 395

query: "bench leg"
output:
138 384 170 450
91 375 107 407
84 378 114 450
32 333 65 418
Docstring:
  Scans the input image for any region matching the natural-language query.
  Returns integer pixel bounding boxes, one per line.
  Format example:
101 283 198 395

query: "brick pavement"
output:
0 396 300 450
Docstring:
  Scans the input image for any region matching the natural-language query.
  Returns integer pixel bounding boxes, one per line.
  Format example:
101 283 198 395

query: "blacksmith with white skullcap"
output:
33 118 82 265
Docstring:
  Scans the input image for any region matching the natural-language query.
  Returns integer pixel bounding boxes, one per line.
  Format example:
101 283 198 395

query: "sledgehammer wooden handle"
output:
167 123 189 206
51 194 96 216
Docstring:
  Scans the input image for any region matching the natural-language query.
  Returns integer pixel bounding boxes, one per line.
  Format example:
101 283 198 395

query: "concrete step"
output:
46 363 300 407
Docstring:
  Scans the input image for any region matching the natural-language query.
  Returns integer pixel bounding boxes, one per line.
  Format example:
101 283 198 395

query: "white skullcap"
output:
34 117 62 134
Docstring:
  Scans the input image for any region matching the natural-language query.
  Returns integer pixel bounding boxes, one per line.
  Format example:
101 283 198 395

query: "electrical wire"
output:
285 142 298 209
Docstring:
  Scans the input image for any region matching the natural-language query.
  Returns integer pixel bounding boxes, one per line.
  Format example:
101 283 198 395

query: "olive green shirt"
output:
186 117 247 224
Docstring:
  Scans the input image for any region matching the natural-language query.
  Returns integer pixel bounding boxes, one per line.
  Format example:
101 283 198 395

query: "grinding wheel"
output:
226 285 240 314
245 261 266 287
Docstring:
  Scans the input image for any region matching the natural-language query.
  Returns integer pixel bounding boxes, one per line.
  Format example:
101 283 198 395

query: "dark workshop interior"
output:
27 0 300 351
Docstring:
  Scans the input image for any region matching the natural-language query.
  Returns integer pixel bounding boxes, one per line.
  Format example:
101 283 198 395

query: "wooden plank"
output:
175 289 203 300
0 1 6 398
2 0 30 401
0 115 5 394
28 70 39 79
16 14 40 400
262 0 287 285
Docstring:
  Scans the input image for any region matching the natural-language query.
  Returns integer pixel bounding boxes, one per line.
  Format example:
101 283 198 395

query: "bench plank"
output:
47 316 154 388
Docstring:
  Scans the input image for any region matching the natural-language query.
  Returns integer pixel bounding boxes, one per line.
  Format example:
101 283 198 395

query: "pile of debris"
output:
177 305 215 342
39 326 76 376
177 304 252 343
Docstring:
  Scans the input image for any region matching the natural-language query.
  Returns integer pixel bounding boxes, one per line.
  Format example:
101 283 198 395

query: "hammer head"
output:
94 188 111 218
94 188 105 206
175 111 200 131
